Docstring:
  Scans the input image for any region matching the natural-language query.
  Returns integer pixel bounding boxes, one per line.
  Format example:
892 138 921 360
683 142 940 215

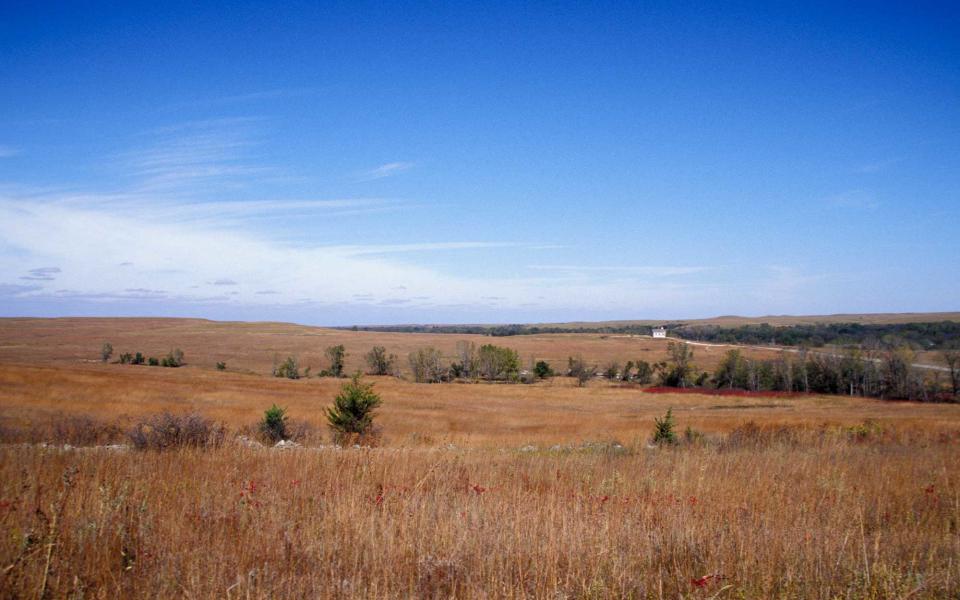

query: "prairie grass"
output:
0 433 958 598
1 318 959 597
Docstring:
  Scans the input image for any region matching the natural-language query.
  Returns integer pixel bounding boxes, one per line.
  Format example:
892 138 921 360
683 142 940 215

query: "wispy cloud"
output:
0 283 42 296
0 189 730 316
526 265 706 276
357 161 415 181
120 118 273 193
19 266 61 281
336 241 537 257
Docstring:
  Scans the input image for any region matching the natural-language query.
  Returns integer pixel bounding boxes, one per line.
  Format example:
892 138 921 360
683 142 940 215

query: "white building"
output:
652 327 667 339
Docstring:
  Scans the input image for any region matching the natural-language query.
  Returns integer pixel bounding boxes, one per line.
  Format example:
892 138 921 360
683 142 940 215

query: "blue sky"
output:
1 1 958 325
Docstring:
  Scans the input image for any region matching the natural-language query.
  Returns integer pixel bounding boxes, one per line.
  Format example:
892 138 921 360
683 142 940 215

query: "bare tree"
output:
659 342 695 388
365 346 396 376
567 355 596 387
943 345 960 397
455 341 478 379
408 347 446 383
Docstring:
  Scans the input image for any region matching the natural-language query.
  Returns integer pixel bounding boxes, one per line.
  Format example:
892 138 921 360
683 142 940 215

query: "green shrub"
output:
534 360 553 379
216 361 227 371
652 408 677 445
326 373 382 445
273 356 300 379
634 360 653 384
160 348 184 368
259 404 288 443
133 352 145 365
148 357 159 366
477 344 520 381
324 345 347 377
119 352 133 365
100 342 113 363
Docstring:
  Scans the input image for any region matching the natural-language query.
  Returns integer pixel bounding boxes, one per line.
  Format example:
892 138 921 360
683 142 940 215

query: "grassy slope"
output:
1 317 959 597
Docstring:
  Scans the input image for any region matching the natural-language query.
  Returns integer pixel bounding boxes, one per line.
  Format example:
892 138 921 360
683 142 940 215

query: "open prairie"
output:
1 318 959 598
0 317 786 376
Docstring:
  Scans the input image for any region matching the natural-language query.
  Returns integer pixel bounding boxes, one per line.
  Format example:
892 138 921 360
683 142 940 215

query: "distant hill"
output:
348 312 960 349
529 312 960 329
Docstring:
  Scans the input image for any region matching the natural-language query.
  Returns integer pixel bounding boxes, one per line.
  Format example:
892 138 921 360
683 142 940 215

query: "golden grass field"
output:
0 317 958 598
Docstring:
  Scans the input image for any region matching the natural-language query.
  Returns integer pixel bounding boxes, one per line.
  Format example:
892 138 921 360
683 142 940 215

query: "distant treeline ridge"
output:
345 321 960 350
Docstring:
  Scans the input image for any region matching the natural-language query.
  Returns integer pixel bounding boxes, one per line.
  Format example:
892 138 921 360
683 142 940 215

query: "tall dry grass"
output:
2 318 959 597
1 431 958 598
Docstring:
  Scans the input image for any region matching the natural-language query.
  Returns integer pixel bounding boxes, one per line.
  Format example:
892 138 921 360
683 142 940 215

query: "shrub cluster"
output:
112 346 184 368
128 413 225 450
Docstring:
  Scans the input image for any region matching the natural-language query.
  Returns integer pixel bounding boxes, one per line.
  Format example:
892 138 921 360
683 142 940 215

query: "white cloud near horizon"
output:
0 118 826 321
0 190 746 315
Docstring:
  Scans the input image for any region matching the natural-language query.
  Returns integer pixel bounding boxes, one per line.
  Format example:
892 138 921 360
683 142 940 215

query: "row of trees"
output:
349 320 960 350
408 342 522 383
272 345 349 379
102 337 957 402
712 345 957 401
675 321 960 350
101 343 184 368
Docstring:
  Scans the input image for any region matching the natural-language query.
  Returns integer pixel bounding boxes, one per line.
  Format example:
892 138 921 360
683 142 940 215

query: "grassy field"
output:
0 316 785 375
0 317 958 598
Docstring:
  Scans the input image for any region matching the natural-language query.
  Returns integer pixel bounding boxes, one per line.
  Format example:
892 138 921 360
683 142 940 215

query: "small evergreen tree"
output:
534 360 553 379
326 373 382 444
101 342 113 363
653 408 677 445
260 404 288 443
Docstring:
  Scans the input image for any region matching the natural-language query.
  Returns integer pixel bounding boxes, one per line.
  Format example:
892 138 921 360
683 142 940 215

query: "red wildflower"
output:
691 574 721 588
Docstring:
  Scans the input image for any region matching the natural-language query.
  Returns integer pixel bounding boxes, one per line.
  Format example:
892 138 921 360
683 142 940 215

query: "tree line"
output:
671 321 960 350
99 336 959 402
346 320 960 350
